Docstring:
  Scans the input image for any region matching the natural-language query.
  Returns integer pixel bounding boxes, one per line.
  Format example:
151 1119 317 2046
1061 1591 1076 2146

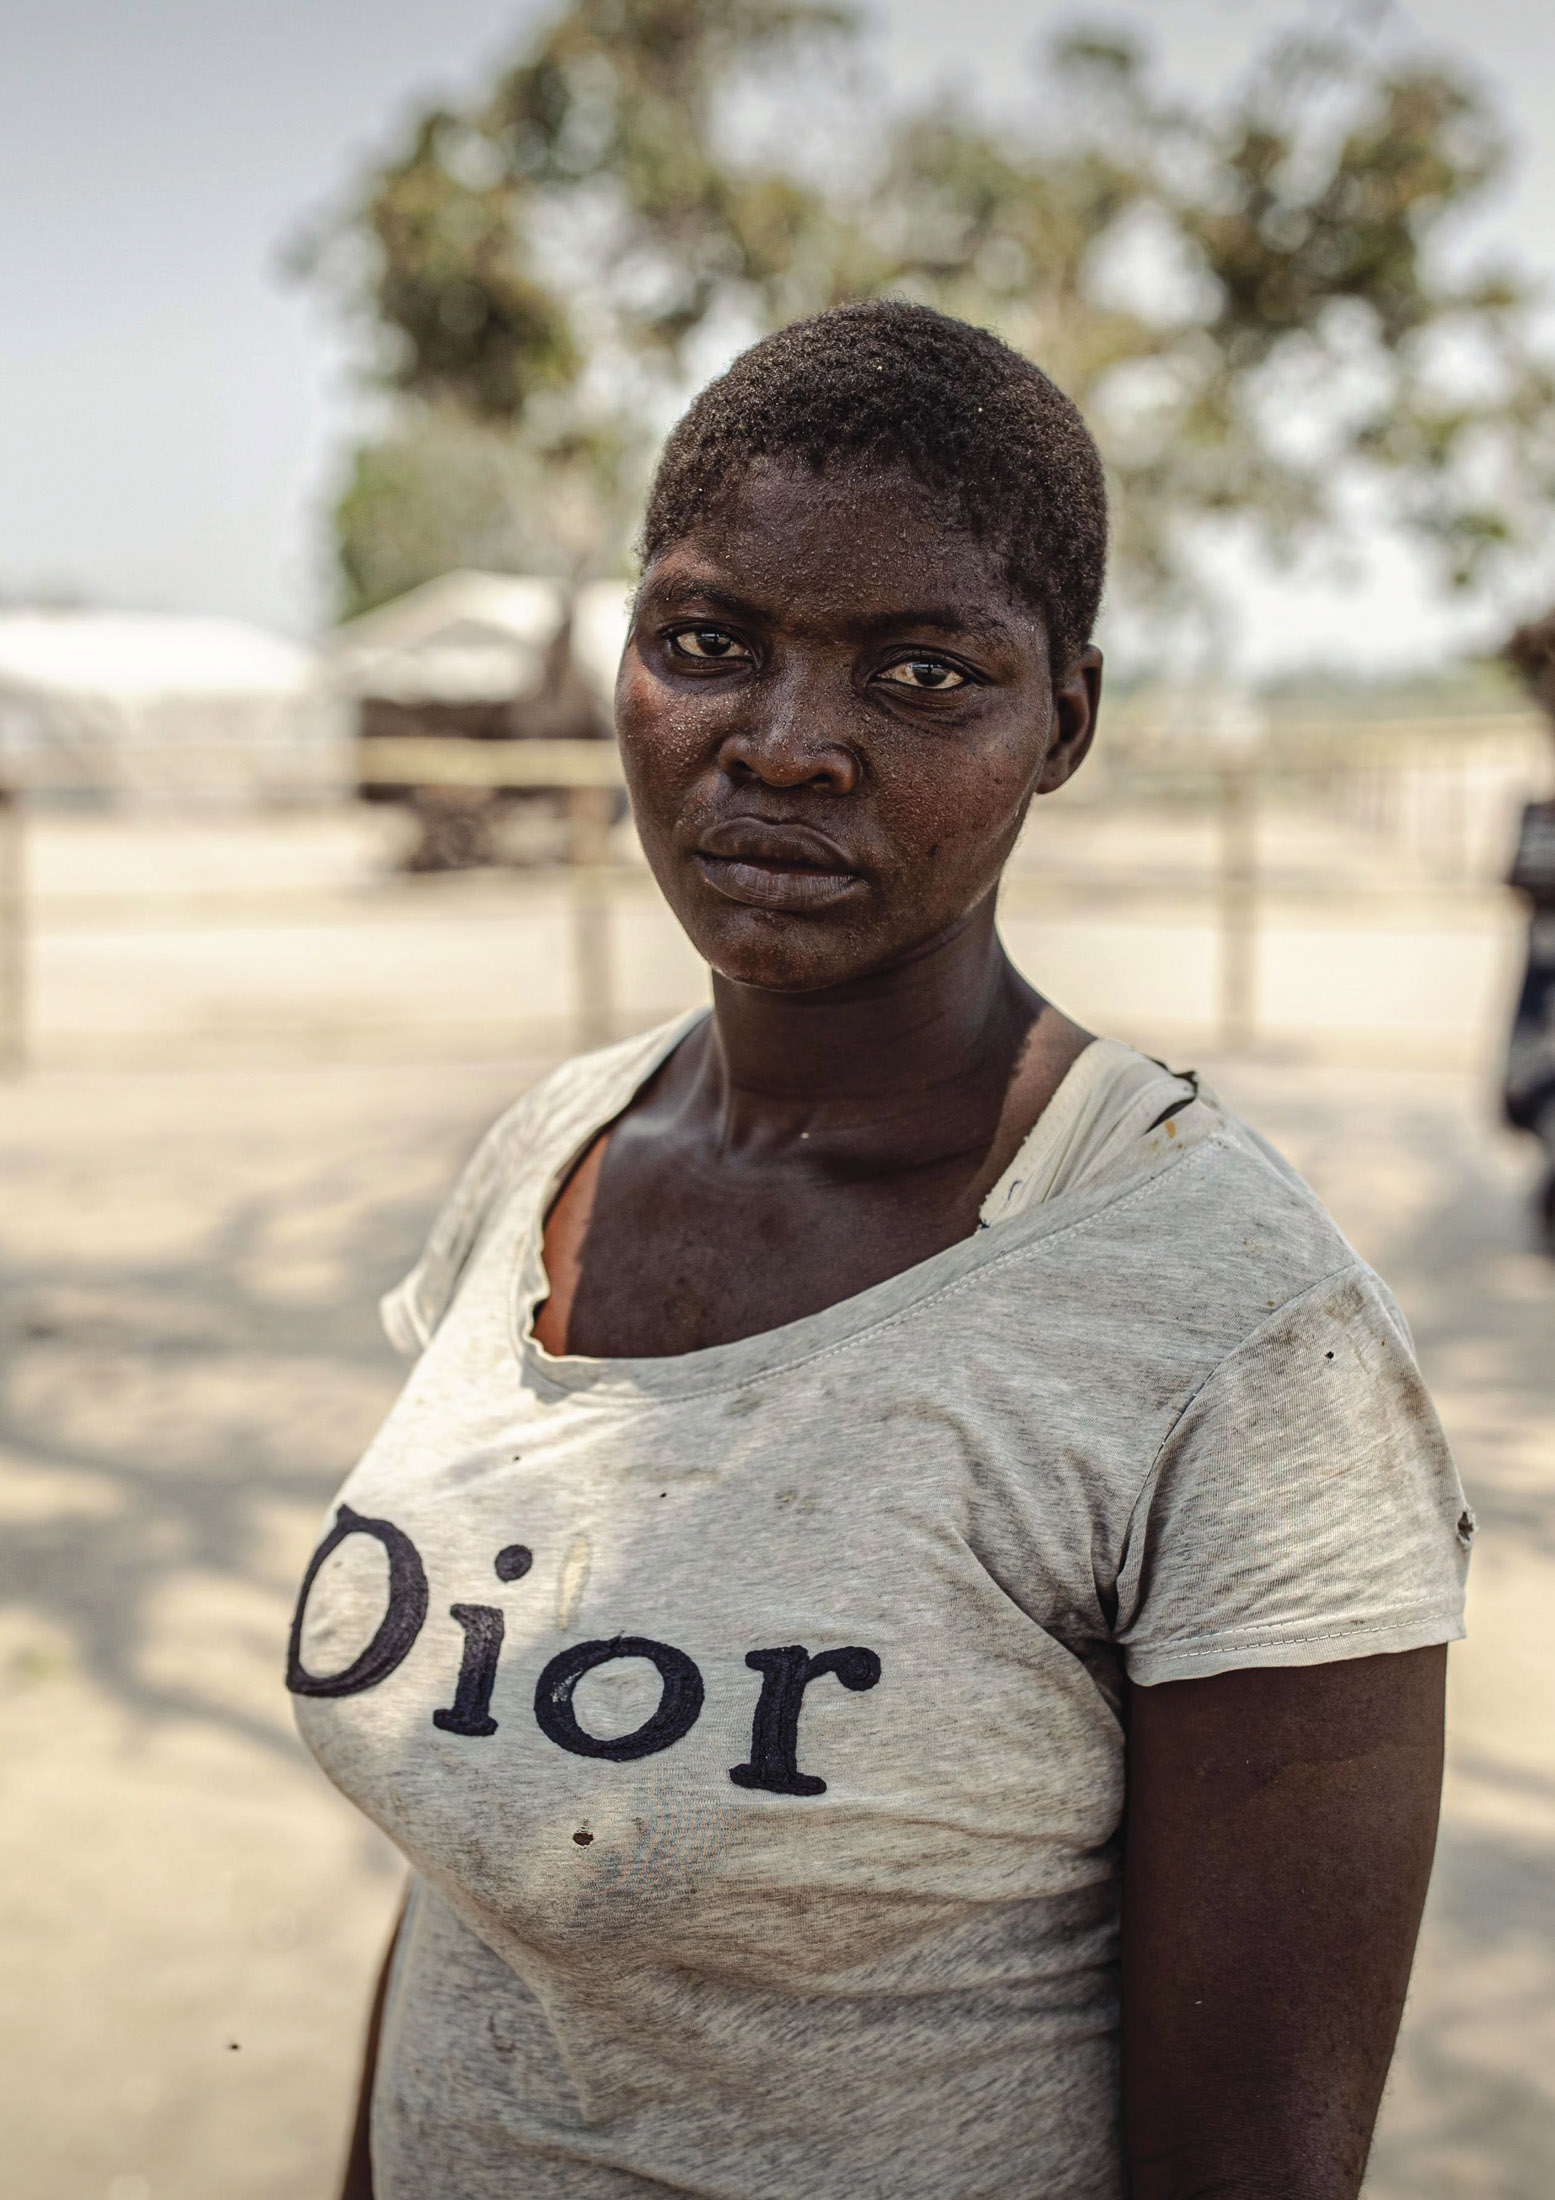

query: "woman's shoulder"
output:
1124 1085 1401 1374
379 1010 706 1354
997 1053 1381 1364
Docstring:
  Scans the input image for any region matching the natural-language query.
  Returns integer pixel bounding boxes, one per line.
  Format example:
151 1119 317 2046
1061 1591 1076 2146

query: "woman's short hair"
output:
642 300 1108 672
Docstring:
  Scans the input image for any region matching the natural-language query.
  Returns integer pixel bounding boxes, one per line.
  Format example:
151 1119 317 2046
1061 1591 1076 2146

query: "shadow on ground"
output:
0 1166 427 1756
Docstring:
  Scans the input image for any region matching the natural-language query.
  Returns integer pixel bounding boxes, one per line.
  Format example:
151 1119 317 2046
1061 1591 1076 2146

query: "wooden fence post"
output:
0 786 25 1076
1217 759 1258 1052
568 784 616 1051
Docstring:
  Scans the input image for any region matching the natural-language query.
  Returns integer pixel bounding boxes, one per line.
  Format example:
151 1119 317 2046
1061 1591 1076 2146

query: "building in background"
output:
0 611 346 805
328 572 632 869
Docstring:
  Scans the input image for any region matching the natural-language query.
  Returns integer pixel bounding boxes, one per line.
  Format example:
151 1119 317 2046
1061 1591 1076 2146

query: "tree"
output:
293 0 861 614
296 4 1555 647
871 31 1555 649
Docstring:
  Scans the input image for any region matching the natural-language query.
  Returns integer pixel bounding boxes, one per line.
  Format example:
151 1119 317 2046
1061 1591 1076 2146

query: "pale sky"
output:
3 0 1554 674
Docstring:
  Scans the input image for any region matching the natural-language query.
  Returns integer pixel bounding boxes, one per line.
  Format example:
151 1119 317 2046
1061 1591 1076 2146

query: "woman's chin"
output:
689 909 885 995
658 865 984 997
699 915 964 998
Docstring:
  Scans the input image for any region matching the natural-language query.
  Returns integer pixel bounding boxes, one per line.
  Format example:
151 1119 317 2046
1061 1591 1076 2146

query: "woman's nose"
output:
718 680 861 795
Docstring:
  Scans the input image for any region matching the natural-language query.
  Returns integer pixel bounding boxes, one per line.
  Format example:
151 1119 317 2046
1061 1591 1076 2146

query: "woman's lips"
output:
694 851 864 911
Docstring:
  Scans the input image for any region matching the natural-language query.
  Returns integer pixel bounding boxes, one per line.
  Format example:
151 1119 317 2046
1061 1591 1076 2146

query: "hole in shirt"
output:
572 1829 594 1847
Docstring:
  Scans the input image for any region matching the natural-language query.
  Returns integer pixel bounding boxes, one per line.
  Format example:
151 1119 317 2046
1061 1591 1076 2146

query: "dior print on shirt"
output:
287 1505 883 1798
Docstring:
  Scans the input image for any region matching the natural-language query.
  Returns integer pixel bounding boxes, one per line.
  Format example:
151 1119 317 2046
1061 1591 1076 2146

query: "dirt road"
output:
2 1042 1552 2198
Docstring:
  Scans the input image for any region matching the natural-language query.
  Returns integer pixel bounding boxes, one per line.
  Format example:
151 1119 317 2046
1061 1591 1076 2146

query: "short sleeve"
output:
1115 1264 1473 1686
379 1092 541 1356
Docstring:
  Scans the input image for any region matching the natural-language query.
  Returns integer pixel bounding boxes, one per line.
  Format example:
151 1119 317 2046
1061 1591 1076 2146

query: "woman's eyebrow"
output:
643 580 763 621
851 607 1016 643
641 580 1018 646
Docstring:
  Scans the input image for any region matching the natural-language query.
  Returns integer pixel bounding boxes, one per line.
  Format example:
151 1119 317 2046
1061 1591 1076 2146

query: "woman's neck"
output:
697 900 1048 1163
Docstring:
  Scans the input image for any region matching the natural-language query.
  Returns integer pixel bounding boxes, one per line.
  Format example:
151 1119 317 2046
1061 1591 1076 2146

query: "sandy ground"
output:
3 805 1554 2196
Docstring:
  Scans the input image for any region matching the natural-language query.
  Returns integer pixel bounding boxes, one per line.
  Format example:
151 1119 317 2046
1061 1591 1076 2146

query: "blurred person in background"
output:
287 304 1473 2200
1503 610 1555 1249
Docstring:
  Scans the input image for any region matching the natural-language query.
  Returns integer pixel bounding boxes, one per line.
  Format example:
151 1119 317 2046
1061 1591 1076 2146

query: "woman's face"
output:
616 459 1100 993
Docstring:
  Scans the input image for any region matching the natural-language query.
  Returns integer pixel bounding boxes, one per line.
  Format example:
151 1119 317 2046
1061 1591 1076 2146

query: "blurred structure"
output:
329 573 631 869
0 611 346 805
1500 606 1555 1243
1506 608 1555 720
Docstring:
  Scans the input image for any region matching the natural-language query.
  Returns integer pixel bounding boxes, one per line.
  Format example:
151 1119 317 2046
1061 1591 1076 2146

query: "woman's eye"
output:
878 658 969 692
669 627 749 663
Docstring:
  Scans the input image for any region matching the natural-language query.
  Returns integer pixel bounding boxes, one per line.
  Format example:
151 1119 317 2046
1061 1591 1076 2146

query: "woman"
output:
290 303 1472 2200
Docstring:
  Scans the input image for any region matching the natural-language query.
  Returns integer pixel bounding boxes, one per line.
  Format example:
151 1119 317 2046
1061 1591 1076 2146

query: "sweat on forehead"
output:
641 301 1108 672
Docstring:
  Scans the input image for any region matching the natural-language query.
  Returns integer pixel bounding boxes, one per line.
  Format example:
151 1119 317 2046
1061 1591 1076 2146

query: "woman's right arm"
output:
340 1897 406 2200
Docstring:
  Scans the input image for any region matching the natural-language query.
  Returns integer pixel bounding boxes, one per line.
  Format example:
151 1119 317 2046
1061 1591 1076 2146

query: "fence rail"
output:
0 789 24 1076
357 735 625 789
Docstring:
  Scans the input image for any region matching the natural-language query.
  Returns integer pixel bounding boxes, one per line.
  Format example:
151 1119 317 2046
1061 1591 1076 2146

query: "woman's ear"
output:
1037 646 1102 794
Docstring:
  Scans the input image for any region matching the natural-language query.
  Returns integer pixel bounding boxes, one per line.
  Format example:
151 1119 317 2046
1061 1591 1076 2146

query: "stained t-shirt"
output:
290 1017 1472 2200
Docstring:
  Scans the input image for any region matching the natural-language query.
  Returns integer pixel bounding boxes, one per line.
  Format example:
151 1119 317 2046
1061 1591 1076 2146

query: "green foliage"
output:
332 413 581 615
361 111 580 422
298 4 1555 639
484 0 861 352
298 0 858 613
1155 37 1555 603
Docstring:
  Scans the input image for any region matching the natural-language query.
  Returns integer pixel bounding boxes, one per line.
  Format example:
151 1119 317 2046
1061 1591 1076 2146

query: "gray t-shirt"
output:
291 1018 1471 2200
